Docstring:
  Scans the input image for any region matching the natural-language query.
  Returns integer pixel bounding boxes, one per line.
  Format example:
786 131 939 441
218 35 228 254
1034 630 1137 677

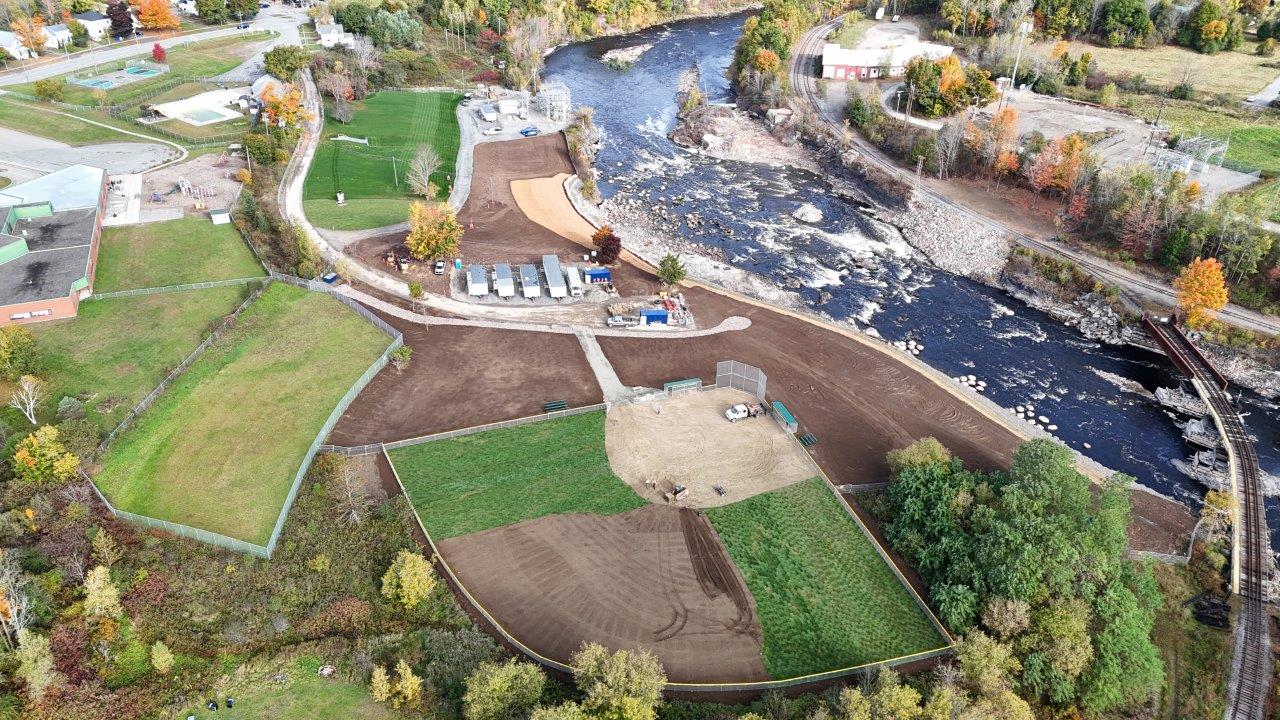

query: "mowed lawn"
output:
7 287 248 434
95 217 265 292
389 411 645 540
302 91 461 231
93 283 391 545
706 478 946 679
175 660 395 720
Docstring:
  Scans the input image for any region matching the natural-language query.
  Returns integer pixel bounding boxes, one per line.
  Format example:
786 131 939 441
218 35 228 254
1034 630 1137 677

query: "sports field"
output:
6 287 249 434
93 283 391 544
96 217 265 292
302 91 461 231
706 478 947 678
388 411 645 540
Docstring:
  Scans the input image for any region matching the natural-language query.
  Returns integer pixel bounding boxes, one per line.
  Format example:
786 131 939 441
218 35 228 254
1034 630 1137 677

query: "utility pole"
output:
1000 19 1032 114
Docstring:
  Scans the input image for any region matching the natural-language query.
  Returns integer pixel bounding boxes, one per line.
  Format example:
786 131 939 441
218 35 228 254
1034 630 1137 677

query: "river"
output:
542 13 1280 550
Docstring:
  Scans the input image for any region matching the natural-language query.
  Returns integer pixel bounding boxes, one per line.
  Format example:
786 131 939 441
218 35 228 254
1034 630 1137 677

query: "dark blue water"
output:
544 15 1280 545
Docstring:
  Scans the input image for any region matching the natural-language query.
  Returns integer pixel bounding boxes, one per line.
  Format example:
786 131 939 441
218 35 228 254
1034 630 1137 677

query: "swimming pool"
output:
125 67 160 77
72 78 115 89
184 108 228 123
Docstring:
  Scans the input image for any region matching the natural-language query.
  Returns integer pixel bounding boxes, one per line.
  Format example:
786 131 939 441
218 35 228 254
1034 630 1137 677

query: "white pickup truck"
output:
724 403 765 422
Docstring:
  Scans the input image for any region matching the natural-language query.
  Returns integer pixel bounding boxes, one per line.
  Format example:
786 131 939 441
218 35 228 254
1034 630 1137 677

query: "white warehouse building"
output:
821 40 953 81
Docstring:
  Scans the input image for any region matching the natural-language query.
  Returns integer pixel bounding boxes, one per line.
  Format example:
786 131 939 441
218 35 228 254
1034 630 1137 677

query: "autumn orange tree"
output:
11 15 45 55
1173 256 1228 328
404 202 461 261
137 0 179 30
260 83 315 128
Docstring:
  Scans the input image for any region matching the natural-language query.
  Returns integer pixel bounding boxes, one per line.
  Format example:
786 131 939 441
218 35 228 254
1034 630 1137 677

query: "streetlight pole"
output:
1000 19 1031 113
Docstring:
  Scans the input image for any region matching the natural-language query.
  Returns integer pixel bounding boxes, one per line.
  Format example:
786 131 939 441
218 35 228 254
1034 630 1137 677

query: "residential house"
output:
72 11 112 41
41 23 72 49
0 30 33 60
315 21 355 48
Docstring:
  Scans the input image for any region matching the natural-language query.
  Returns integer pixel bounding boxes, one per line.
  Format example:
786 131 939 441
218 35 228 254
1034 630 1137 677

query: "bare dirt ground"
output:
606 387 815 507
459 136 659 298
327 309 603 445
437 504 768 683
511 173 598 246
140 151 246 214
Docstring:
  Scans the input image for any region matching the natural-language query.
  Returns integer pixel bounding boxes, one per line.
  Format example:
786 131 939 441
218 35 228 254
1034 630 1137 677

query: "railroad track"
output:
1144 317 1270 720
785 21 1280 336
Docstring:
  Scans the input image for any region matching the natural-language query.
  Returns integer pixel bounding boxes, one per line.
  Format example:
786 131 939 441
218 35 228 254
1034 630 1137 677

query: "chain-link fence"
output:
90 276 266 300
715 360 767 400
86 274 403 558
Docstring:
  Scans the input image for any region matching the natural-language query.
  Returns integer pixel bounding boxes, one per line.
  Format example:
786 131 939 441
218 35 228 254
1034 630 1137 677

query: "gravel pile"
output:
887 194 1011 282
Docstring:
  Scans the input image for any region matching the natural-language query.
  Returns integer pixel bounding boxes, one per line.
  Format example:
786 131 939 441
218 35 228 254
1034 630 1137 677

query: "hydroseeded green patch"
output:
706 478 946 678
389 411 646 540
19 286 248 433
302 91 460 230
96 217 265 292
94 283 390 544
175 661 396 719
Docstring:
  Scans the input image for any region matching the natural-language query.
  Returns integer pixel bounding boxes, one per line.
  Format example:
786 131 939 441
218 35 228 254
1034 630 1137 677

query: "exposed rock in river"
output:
601 43 653 69
792 203 822 223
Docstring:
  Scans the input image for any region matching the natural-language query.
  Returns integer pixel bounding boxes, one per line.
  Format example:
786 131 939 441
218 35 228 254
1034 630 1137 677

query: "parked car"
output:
259 2 269 7
433 260 446 275
482 127 501 136
519 126 540 137
236 21 250 28
724 403 765 422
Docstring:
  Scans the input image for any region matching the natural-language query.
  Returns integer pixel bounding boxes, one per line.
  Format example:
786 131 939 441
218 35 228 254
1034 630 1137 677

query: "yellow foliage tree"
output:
937 54 965 96
752 48 780 74
1173 256 1228 328
403 202 461 261
260 83 314 127
394 659 423 708
380 549 437 610
151 641 174 674
10 426 79 488
84 566 122 620
370 665 393 703
137 0 179 30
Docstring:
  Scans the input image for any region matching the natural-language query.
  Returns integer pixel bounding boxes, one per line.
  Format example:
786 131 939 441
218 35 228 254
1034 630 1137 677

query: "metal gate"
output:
715 360 767 401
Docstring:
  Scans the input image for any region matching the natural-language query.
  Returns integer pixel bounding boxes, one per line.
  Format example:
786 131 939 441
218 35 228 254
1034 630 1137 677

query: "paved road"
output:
0 7 302 86
790 17 1280 338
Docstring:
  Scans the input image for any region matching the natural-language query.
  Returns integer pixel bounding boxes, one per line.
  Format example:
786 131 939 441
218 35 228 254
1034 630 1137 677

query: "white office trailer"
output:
565 266 584 297
542 255 567 299
493 263 516 298
497 98 519 115
467 265 488 296
519 263 542 298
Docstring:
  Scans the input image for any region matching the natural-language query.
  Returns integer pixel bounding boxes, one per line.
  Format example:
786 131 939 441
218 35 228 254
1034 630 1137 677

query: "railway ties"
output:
1142 315 1270 720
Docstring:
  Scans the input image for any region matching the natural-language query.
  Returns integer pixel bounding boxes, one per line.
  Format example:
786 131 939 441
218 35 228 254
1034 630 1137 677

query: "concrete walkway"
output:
337 284 752 337
576 331 634 403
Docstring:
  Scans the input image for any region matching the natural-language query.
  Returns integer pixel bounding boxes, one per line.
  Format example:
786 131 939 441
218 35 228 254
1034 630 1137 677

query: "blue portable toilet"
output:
584 267 612 284
640 308 668 326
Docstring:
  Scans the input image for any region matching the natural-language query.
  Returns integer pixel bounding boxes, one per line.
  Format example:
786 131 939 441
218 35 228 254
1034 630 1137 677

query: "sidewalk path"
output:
576 331 635 403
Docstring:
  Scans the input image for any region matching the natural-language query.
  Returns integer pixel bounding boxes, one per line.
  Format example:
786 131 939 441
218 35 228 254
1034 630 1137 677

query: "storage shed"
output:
493 263 515 297
640 308 668 326
542 255 567 299
467 264 488 296
584 267 612 284
519 263 541 298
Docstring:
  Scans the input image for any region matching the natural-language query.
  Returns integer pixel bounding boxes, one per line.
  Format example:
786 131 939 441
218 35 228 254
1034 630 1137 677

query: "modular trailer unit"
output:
542 255 567 298
493 263 516 297
519 263 541 298
565 266 584 296
467 264 488 296
585 267 612 284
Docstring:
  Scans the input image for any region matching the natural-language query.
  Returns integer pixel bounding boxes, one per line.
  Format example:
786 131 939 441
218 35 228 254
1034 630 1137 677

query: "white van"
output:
565 267 584 297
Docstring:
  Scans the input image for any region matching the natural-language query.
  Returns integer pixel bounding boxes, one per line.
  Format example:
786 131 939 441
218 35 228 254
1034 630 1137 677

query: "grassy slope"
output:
3 287 248 435
302 91 461 231
94 283 389 544
0 98 128 145
706 478 946 678
389 411 646 540
96 217 265 292
1060 40 1278 100
1125 96 1280 174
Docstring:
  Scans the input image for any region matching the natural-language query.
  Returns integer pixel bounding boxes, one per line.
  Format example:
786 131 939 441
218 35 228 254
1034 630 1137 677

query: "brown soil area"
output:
437 504 768 683
606 387 815 507
459 136 660 298
327 309 602 445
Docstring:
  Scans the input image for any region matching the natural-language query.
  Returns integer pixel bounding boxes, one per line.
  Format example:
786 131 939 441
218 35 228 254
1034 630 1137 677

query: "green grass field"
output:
706 478 946 678
176 658 395 720
302 91 461 231
93 283 390 544
0 287 249 436
0 98 130 145
1125 96 1280 174
1057 40 1279 100
96 217 265 292
388 411 646 540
